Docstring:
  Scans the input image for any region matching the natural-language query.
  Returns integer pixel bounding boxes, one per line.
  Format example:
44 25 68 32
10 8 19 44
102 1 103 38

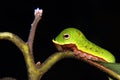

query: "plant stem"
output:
0 32 37 80
27 8 43 55
0 32 28 54
39 51 74 77
26 51 73 80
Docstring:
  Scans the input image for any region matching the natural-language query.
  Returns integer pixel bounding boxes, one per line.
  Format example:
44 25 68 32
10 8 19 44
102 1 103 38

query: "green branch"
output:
0 32 27 54
38 51 74 78
0 32 37 80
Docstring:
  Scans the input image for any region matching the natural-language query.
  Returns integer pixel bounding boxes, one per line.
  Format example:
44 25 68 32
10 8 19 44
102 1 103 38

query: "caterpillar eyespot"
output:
63 33 70 39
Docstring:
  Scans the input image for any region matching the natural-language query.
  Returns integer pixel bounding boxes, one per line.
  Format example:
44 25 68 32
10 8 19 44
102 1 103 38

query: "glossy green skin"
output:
52 28 115 63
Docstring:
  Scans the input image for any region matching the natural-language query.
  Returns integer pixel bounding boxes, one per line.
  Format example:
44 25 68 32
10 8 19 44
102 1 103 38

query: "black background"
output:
0 0 120 80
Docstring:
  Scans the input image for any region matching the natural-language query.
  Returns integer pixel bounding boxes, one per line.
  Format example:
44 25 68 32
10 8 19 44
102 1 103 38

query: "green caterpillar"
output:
52 28 115 63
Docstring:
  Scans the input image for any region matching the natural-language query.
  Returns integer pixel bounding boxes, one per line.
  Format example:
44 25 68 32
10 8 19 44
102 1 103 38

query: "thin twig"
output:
28 8 43 55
